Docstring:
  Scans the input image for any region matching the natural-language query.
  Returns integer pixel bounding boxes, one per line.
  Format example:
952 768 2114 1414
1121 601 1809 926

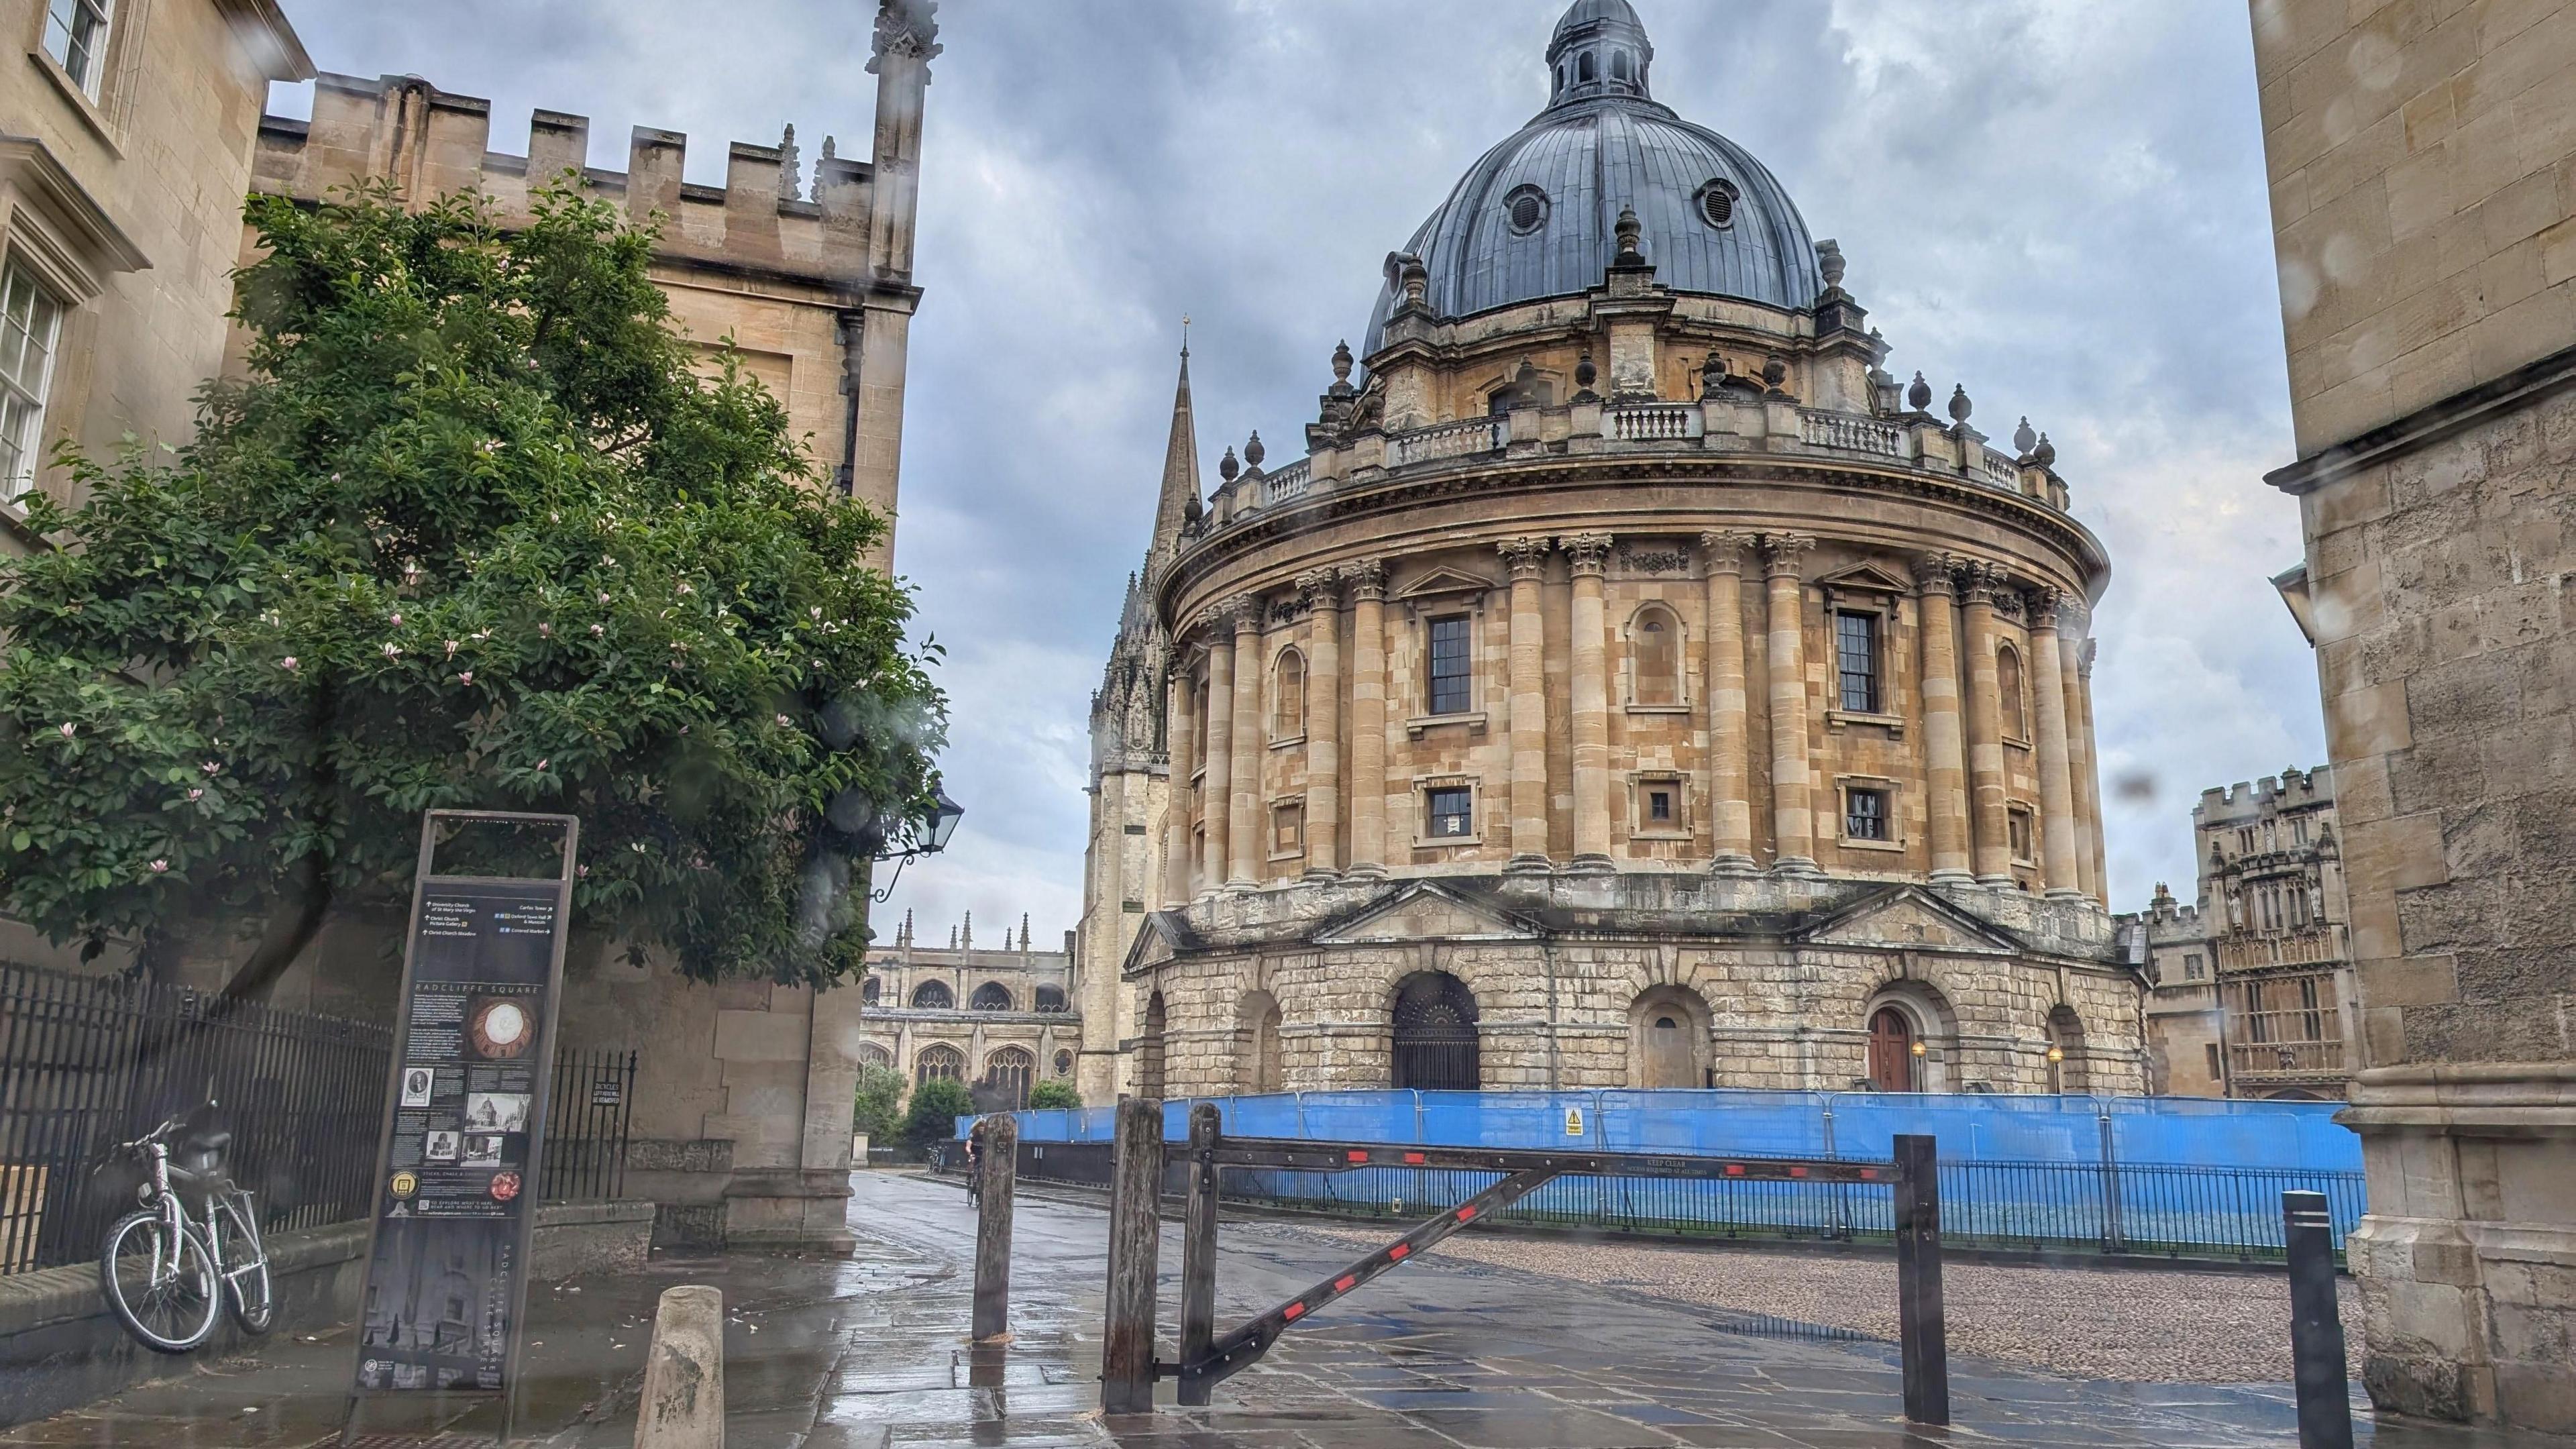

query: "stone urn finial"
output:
1908 371 1933 412
1614 205 1644 264
1574 353 1599 398
1244 431 1265 469
1762 356 1789 393
1816 238 1847 290
1700 352 1728 399
1218 445 1240 484
2033 432 2057 468
1330 339 1354 390
2013 417 2037 455
1947 384 1974 426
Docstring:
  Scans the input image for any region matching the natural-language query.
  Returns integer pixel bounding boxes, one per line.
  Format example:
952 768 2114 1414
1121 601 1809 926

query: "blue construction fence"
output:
969 1089 2366 1262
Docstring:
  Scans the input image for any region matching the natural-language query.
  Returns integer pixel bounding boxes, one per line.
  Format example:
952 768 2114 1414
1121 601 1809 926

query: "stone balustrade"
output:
1385 415 1509 467
1605 401 1701 441
1801 409 1903 455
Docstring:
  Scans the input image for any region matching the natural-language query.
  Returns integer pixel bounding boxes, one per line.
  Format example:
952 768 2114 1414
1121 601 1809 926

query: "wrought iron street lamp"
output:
867 785 965 902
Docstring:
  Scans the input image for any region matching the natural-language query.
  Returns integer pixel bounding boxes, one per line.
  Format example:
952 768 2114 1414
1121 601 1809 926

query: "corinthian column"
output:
2080 641 2108 902
1914 555 1973 886
1700 531 1756 874
1226 596 1265 890
1345 561 1389 877
1960 564 2012 885
1163 645 1196 906
1199 613 1235 894
1563 533 1615 870
1500 537 1553 872
2058 615 2099 903
1301 570 1343 878
1762 533 1821 877
2028 588 2082 899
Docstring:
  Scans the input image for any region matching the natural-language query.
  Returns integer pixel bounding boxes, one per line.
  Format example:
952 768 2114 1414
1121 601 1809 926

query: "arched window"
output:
914 1043 963 1085
1631 604 1680 706
979 1046 1035 1109
861 976 881 1005
1273 648 1307 739
1867 1008 1917 1092
1034 984 1068 1013
857 1042 894 1073
1997 644 2027 739
1391 972 1480 1091
970 981 1014 1012
1053 1049 1074 1077
1578 50 1596 84
1611 49 1631 81
910 980 953 1010
1138 993 1168 1100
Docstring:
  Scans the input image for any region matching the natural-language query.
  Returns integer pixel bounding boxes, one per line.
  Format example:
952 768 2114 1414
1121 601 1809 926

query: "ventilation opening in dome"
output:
1505 186 1549 235
1699 178 1741 230
1578 51 1597 83
1613 50 1632 82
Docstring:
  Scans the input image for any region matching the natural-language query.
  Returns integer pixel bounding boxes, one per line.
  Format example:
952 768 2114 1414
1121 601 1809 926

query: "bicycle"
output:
94 1110 275 1353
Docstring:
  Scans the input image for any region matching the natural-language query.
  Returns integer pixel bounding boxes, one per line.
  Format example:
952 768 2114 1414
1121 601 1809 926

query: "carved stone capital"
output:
2080 638 2098 680
1227 595 1265 634
1991 584 2027 623
2025 586 2072 631
1498 537 1552 581
1296 568 1340 610
1697 530 1751 576
1346 558 1387 602
1911 552 1958 598
1558 533 1614 577
869 0 943 69
1758 532 1815 580
1957 559 2005 607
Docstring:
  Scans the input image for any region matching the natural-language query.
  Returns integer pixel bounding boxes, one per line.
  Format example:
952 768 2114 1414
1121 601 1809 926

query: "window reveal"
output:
1835 611 1880 713
1427 615 1472 715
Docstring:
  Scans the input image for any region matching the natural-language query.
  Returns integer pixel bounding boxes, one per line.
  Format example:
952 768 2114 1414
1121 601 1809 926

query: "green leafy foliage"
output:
0 182 945 991
851 1063 908 1142
1025 1079 1081 1110
902 1076 973 1149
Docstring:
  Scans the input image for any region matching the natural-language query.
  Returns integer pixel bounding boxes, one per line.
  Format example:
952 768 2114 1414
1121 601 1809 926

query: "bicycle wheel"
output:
99 1210 220 1354
213 1197 274 1336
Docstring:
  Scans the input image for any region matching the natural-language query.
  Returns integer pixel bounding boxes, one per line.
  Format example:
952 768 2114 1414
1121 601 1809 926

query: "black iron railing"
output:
541 1048 637 1203
0 960 390 1277
994 1138 2367 1265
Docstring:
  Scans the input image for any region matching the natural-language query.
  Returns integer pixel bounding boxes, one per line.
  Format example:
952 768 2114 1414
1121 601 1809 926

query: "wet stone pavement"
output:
3 1171 2563 1448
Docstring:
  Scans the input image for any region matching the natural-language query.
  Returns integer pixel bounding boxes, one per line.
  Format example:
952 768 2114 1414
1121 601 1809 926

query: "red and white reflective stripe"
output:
1388 1242 1410 1260
1402 1151 1426 1164
1334 1274 1357 1293
1455 1204 1477 1222
1282 1301 1305 1321
1725 1163 1745 1175
1790 1165 1808 1179
1346 1149 1369 1163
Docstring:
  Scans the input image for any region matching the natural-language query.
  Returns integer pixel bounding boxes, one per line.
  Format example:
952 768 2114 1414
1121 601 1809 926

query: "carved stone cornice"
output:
1346 559 1387 603
1758 532 1815 580
1697 530 1750 576
1497 537 1552 581
1911 552 1958 598
1559 533 1614 577
1296 568 1341 610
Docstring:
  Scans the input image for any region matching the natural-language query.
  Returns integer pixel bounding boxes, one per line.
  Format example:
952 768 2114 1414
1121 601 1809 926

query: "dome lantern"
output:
1547 0 1654 105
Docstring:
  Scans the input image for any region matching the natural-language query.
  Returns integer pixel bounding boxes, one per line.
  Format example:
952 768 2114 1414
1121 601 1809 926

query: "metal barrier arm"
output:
1171 1164 1564 1396
1199 1136 1894 1183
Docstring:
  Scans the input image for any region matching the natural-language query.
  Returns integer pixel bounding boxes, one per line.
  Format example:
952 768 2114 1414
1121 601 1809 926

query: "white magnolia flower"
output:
149 859 169 874
280 656 299 671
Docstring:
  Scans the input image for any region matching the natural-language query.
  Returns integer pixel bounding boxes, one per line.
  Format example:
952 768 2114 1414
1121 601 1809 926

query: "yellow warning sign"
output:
388 1171 418 1199
1564 1107 1584 1138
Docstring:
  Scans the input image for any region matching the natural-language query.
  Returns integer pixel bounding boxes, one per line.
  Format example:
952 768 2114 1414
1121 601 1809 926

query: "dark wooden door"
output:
1866 1008 1915 1092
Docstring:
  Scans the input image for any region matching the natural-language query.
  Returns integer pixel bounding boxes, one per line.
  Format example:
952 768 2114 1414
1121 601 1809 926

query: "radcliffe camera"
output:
0 2 2567 1446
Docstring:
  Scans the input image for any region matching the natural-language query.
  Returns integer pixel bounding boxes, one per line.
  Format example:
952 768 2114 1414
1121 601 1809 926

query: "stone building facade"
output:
1075 0 2145 1106
2121 766 2357 1100
229 1 945 1250
859 913 1081 1112
2253 0 2576 1431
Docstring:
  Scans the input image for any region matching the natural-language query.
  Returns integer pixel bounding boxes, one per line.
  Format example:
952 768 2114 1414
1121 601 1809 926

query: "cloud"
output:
272 0 2324 932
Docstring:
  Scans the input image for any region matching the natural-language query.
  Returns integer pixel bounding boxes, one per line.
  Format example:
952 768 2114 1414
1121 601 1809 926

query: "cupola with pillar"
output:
1074 1 2142 1106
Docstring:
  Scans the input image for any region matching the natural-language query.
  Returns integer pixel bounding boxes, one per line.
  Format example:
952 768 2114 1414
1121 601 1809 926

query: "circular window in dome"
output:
1503 184 1550 236
1698 178 1741 231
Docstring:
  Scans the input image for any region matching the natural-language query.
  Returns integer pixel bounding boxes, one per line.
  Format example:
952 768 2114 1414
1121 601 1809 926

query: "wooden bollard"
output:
634 1285 724 1449
972 1114 1018 1343
1099 1097 1164 1415
1176 1103 1222 1406
1893 1134 1949 1427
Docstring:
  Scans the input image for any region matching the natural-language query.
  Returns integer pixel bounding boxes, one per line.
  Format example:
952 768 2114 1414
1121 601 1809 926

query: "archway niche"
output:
1626 983 1713 1089
1137 991 1169 1101
2045 1003 2090 1094
1859 981 1960 1093
1238 989 1285 1095
1390 971 1480 1091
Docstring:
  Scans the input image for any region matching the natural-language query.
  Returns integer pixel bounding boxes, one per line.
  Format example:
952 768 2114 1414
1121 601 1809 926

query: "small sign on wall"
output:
1564 1106 1585 1138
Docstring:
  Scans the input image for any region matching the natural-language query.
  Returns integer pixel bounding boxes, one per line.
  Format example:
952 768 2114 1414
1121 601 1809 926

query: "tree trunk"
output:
220 855 331 1001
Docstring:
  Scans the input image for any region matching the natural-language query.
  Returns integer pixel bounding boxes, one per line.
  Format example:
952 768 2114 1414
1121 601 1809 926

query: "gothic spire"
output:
1149 339 1202 566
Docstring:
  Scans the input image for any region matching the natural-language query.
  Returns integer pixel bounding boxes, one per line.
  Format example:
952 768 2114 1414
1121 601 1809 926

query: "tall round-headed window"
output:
1611 50 1633 82
1697 178 1741 231
1631 604 1682 706
1273 647 1307 738
1503 184 1550 237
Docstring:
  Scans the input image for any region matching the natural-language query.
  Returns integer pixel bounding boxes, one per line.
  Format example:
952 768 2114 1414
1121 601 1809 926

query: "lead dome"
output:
1359 0 1823 364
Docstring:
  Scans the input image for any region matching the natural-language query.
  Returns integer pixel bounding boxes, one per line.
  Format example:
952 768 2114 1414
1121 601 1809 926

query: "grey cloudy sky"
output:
272 0 2321 945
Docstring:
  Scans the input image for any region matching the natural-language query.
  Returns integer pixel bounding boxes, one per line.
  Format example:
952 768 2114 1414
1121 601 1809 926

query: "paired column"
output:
1500 538 1553 871
1914 555 1973 886
1564 533 1614 871
2059 616 2099 903
1762 533 1821 876
1225 597 1265 890
1345 561 1389 876
1163 647 1196 907
2079 641 2108 902
2027 589 2082 898
1960 565 2013 886
1300 570 1343 878
1700 532 1757 874
1199 612 1236 895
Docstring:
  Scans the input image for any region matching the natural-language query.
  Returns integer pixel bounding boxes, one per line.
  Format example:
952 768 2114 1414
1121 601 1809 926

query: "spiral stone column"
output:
1345 561 1389 877
1299 570 1342 877
1564 534 1615 870
1960 564 2013 886
1500 537 1553 872
1700 531 1757 874
1225 596 1265 890
1914 554 1974 886
1761 533 1821 877
2027 588 2083 900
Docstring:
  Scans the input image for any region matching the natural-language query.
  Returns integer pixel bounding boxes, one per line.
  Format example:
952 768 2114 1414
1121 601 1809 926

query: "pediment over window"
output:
1311 881 1538 945
1119 912 1187 977
1794 885 2020 953
1815 562 1913 602
1395 566 1497 602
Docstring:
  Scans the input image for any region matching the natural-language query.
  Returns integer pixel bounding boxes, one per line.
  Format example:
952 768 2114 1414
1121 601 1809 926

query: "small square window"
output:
2184 953 2204 981
1426 787 1473 839
1845 788 1888 841
1648 788 1674 823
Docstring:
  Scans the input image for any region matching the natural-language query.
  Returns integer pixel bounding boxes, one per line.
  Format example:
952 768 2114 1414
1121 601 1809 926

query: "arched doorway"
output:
1136 992 1168 1100
1240 991 1284 1095
1391 972 1479 1091
1627 985 1711 1088
1866 1008 1917 1092
2046 1004 2089 1094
